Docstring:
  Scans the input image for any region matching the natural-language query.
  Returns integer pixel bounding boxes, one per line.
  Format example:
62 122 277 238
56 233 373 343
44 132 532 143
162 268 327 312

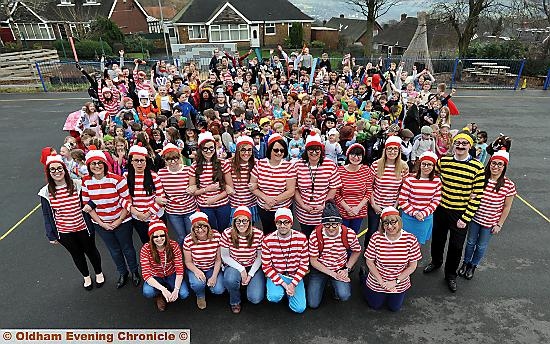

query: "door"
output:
250 24 260 48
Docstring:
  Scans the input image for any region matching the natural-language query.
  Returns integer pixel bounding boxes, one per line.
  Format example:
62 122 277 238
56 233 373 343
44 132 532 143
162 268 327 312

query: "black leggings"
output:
258 207 276 235
58 231 102 277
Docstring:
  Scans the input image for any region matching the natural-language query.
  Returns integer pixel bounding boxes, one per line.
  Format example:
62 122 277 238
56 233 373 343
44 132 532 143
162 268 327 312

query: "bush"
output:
465 40 527 59
74 40 113 59
85 17 124 48
124 34 154 53
310 40 326 49
2 42 23 52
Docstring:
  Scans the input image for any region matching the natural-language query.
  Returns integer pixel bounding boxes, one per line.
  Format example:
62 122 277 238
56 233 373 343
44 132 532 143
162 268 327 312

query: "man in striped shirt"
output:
423 129 485 293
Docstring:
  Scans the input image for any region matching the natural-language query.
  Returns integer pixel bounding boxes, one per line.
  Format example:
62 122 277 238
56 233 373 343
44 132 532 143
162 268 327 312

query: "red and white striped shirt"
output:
124 171 165 220
133 70 151 92
182 231 221 271
295 160 342 225
49 185 87 234
398 176 442 218
309 227 361 272
229 162 257 208
365 231 421 293
220 227 264 268
335 165 373 219
189 160 231 208
81 172 131 225
251 159 296 210
98 87 120 115
473 177 516 227
261 230 309 286
370 161 405 208
158 166 197 215
140 240 184 281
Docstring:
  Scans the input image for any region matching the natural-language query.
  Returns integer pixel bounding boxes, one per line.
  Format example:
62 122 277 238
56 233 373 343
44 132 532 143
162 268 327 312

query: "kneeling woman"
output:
220 206 265 314
364 207 422 312
140 220 190 311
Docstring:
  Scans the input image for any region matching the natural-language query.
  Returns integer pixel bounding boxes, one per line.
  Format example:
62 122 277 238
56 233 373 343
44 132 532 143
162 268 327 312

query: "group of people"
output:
39 45 516 314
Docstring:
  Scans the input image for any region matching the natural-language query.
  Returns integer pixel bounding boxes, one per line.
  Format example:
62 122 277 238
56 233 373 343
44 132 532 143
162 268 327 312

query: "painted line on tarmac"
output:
357 227 368 238
516 195 550 223
0 204 40 241
0 97 88 102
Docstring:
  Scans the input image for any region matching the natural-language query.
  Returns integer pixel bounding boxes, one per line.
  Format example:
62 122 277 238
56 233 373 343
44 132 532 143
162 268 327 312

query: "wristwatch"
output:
395 278 401 285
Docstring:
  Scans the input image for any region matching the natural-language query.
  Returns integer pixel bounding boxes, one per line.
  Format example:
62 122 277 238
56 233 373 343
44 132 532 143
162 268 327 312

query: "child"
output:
436 123 452 158
476 130 489 164
324 128 343 164
288 128 305 161
436 105 451 128
411 125 436 172
400 128 414 165
251 130 266 160
70 149 88 178
59 143 78 179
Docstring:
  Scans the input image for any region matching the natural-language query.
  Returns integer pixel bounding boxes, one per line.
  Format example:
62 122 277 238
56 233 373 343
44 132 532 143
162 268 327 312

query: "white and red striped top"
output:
365 231 422 293
251 159 296 210
398 176 442 218
182 231 221 271
49 185 87 234
335 165 373 219
309 227 361 271
124 171 165 220
140 240 184 281
294 159 342 225
261 230 309 286
220 227 264 268
81 172 131 225
473 177 516 227
98 87 120 115
370 161 405 208
133 70 151 92
189 160 231 208
158 166 197 215
229 162 257 208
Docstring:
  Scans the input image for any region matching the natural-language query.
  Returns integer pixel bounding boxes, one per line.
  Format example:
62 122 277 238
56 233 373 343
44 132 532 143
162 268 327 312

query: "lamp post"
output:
157 0 170 59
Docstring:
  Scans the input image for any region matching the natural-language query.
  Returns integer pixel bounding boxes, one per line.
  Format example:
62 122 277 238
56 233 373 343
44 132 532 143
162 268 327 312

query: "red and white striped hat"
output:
85 145 108 165
490 148 509 164
148 219 168 237
189 211 209 225
305 131 323 148
45 153 65 168
275 208 293 224
198 130 215 147
129 142 148 157
267 133 284 147
161 143 180 156
346 143 365 156
381 206 400 219
385 135 402 148
419 151 438 165
236 135 254 148
233 206 252 220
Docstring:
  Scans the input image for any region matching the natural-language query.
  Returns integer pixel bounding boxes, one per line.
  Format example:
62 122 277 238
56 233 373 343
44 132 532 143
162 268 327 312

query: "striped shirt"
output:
220 227 264 268
81 172 131 225
158 166 197 215
140 240 184 281
365 231 422 293
229 162 258 208
132 70 151 92
49 185 87 234
189 161 231 208
295 160 342 225
335 165 373 219
251 159 296 210
309 227 361 272
124 171 165 220
473 177 516 227
398 176 442 218
182 231 221 271
370 161 406 209
98 87 120 115
261 230 309 286
437 156 485 222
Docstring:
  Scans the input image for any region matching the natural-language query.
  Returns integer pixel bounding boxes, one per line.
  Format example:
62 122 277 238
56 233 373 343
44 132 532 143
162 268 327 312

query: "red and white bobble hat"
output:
189 211 209 225
236 135 254 148
85 145 108 165
490 148 509 165
385 135 402 148
198 130 215 147
419 151 438 165
305 131 323 149
346 143 365 157
233 206 252 220
148 218 168 237
129 142 148 157
45 153 65 168
267 133 284 147
161 143 180 157
380 206 400 219
275 208 293 224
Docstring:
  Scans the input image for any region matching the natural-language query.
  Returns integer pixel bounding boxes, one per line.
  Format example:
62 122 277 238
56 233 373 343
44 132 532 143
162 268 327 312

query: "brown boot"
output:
155 295 167 311
196 297 206 310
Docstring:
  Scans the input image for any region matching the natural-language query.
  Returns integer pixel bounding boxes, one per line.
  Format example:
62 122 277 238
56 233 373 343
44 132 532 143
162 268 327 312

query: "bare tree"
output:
2 0 22 46
345 0 401 56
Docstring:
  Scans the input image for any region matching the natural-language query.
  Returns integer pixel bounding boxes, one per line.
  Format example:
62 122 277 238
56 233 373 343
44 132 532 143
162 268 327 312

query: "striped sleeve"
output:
116 176 131 212
149 172 165 215
140 244 154 282
261 238 283 285
171 241 185 276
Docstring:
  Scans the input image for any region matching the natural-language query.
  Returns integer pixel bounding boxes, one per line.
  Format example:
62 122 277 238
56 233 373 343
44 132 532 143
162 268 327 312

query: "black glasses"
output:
202 146 215 153
323 223 339 229
490 161 505 168
382 219 398 226
90 161 103 167
235 219 250 225
420 162 434 168
454 141 470 147
152 234 166 239
165 157 180 163
194 224 209 231
276 220 291 226
386 147 399 152
49 166 64 173
349 153 362 159
240 148 253 153
272 148 285 154
308 147 322 153
132 159 146 164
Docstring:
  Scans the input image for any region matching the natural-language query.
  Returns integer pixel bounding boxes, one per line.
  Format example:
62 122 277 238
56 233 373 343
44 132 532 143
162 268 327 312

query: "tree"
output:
345 0 401 57
286 22 304 49
85 17 124 50
2 0 22 46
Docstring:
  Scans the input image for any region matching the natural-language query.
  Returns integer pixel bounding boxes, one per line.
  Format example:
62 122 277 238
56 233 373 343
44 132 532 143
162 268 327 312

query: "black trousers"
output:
258 207 276 235
430 207 468 280
58 231 102 277
133 216 167 245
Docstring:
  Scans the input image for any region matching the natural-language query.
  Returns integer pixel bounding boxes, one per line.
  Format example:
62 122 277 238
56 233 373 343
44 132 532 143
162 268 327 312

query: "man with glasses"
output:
423 128 485 293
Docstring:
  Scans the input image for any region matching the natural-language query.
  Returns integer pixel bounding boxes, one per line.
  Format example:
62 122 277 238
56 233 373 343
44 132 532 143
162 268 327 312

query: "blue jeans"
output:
365 205 381 245
94 221 138 275
142 273 190 299
463 221 493 266
166 212 194 246
307 268 351 309
266 274 306 313
187 268 225 298
223 266 265 306
363 285 406 312
200 204 232 232
342 218 364 234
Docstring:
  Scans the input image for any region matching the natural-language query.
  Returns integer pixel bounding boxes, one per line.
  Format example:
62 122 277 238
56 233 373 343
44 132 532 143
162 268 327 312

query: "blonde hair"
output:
376 147 408 179
191 221 213 244
378 214 403 234
436 106 451 127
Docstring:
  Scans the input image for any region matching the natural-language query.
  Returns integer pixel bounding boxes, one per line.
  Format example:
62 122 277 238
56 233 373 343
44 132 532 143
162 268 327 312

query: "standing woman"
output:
157 144 197 245
39 153 103 290
250 134 296 234
81 147 141 289
294 132 342 237
366 136 409 244
335 143 374 234
220 206 265 314
229 136 259 223
398 151 442 245
459 149 516 280
125 144 165 244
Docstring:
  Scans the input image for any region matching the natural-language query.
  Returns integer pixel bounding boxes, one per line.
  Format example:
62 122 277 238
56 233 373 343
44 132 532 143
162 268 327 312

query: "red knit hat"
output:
267 133 284 147
305 131 323 148
346 143 365 157
385 135 402 148
85 145 108 165
233 206 252 220
129 142 148 157
40 147 54 166
274 208 293 224
148 219 168 237
236 135 254 148
161 143 180 157
381 206 400 219
419 151 438 165
189 211 209 225
490 148 509 164
45 154 65 168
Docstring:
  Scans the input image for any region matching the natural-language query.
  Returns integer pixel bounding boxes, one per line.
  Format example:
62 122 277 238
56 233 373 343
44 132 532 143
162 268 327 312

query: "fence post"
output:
450 57 459 89
35 61 47 92
513 58 526 90
544 68 550 90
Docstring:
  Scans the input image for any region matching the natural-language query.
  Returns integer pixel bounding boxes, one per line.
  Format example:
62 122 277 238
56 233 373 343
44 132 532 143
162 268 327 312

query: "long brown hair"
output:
46 164 75 198
191 221 214 244
195 140 226 189
149 233 175 264
484 162 507 193
230 218 254 248
231 143 255 182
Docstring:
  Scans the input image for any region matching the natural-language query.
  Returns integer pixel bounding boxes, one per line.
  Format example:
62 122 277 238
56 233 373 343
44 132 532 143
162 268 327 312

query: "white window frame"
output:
187 25 206 40
83 0 100 5
13 23 55 40
265 23 276 35
83 22 91 33
209 23 249 42
59 0 73 5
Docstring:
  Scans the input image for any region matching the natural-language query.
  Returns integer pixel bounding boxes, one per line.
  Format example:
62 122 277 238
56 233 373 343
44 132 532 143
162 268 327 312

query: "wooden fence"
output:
0 49 59 90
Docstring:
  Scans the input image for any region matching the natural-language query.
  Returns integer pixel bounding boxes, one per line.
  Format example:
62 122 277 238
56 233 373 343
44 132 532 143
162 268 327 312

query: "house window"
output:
210 24 249 42
188 25 206 40
59 0 72 5
83 0 99 5
265 23 276 35
83 23 91 33
13 23 55 40
287 22 292 35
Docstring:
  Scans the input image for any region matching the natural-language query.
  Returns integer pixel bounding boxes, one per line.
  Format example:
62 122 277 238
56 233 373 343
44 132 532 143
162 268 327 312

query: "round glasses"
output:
202 146 215 153
323 223 339 229
490 161 505 168
234 219 250 225
49 166 64 174
276 220 291 226
382 219 398 227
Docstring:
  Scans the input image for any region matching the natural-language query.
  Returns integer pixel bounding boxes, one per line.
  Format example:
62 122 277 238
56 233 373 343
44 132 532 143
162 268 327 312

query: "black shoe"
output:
84 282 93 291
116 273 128 289
458 262 469 277
446 278 457 293
131 272 141 287
96 279 105 289
423 262 442 274
464 265 476 280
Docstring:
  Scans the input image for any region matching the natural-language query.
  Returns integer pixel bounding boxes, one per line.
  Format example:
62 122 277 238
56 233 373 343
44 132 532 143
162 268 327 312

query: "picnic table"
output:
484 65 511 75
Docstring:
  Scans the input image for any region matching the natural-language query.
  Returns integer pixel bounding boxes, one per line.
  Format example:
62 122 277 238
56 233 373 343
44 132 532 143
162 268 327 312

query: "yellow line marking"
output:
516 195 550 223
0 204 41 241
357 227 369 238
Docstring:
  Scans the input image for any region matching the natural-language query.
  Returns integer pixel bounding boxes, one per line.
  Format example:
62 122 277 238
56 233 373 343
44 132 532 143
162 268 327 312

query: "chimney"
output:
340 14 344 18
323 20 327 25
400 13 407 21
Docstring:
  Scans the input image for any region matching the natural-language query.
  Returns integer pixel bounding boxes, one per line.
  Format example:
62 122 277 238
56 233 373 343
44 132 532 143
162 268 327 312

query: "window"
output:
287 22 292 35
210 24 249 42
83 23 91 33
59 0 73 5
187 25 206 40
83 0 99 5
265 23 276 35
13 23 55 40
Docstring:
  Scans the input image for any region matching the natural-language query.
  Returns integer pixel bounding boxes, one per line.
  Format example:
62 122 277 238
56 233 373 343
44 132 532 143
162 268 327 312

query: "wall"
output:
311 29 338 50
111 0 149 34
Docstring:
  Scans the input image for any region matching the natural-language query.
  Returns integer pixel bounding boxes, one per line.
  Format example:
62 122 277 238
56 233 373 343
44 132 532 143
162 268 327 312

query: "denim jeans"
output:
223 266 265 306
363 285 406 312
307 268 351 309
166 212 194 246
94 221 138 275
342 218 364 234
142 273 190 299
463 221 493 266
187 268 225 298
365 205 381 245
199 204 232 232
266 274 306 313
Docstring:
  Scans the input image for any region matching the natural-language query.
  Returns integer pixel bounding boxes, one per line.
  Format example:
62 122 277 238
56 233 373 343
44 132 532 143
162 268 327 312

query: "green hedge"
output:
53 39 113 59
